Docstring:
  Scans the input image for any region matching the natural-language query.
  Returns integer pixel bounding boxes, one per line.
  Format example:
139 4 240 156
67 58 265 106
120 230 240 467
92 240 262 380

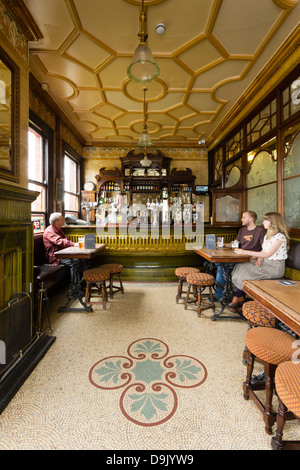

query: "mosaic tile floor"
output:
0 283 299 450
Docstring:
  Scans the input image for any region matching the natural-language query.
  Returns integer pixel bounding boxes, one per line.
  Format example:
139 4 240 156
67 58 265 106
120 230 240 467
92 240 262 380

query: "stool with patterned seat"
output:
242 301 276 364
243 301 276 328
184 272 215 317
83 266 110 309
100 263 124 298
272 361 300 450
175 267 200 303
243 327 296 434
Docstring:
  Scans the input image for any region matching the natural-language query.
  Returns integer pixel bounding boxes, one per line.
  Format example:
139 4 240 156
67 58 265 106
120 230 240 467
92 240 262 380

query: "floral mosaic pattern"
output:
89 338 208 426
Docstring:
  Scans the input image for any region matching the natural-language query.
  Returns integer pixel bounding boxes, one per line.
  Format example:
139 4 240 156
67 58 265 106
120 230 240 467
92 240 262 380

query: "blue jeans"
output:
214 263 225 300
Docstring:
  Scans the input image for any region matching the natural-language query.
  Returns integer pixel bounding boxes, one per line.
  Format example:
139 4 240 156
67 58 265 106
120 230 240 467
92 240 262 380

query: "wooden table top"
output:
194 246 251 263
243 279 300 336
54 243 106 259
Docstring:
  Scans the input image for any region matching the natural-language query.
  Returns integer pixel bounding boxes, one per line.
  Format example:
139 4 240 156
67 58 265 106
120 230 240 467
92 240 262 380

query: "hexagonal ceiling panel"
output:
25 0 300 146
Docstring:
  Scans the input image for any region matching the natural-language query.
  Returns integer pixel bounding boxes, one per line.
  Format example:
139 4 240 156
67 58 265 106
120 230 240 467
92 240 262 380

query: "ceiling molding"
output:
206 24 300 150
23 0 300 148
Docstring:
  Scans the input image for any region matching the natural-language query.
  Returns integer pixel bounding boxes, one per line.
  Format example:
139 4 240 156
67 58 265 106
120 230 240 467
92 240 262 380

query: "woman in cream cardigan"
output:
230 212 289 312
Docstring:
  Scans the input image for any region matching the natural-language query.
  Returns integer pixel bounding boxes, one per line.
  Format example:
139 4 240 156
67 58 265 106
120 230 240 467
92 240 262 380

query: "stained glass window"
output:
214 147 223 181
246 99 276 145
283 76 300 121
225 129 243 160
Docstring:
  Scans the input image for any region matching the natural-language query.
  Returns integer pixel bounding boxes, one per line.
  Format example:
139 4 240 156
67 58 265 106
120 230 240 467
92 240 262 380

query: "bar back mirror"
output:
0 46 20 182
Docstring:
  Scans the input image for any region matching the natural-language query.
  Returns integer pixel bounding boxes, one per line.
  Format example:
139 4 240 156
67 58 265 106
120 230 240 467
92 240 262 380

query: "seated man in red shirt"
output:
43 212 79 281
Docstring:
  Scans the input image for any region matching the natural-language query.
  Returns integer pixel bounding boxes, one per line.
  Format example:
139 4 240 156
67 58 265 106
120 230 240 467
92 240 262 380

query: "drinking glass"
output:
232 240 239 250
78 236 85 248
217 236 224 248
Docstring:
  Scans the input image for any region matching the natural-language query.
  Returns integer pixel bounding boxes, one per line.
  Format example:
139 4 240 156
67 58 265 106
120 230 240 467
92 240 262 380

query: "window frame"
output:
28 111 54 233
63 143 82 218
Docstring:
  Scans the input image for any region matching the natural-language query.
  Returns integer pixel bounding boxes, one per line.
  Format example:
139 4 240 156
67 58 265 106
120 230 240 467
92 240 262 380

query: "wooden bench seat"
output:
33 235 70 329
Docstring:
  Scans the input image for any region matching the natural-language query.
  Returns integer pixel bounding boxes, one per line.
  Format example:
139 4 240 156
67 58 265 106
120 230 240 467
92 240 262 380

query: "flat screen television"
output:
195 185 209 195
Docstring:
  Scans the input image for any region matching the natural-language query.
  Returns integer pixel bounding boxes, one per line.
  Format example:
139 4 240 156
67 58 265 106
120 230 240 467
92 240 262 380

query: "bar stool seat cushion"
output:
83 267 110 282
175 267 200 278
186 272 215 286
101 263 123 274
243 301 276 328
275 362 300 418
245 327 295 365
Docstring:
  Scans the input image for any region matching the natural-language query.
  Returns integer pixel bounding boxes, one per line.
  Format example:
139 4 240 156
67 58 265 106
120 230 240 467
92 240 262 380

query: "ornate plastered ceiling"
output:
25 0 300 148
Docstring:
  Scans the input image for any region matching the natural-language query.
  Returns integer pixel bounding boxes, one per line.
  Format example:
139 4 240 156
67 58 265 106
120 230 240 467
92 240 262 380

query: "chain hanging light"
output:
138 88 153 148
127 0 159 84
138 88 152 167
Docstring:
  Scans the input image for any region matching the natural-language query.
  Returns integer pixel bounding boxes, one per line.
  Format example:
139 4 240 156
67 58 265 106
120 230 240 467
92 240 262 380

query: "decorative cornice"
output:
30 73 86 147
0 182 39 203
2 0 43 41
87 140 206 149
83 146 208 161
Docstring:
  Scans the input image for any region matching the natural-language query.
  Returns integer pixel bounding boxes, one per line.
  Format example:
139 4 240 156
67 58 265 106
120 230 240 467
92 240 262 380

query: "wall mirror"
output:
0 46 20 182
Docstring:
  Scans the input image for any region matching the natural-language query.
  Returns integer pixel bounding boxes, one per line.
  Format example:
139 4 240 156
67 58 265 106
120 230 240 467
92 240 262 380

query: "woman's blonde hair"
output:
263 212 290 250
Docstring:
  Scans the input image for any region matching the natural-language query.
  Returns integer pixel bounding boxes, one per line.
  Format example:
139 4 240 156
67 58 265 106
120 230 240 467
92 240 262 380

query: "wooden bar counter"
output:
62 224 239 282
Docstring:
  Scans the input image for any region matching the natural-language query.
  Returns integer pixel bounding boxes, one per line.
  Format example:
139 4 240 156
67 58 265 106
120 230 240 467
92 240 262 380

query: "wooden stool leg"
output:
109 274 113 299
85 282 91 302
184 283 191 309
264 362 277 434
176 278 183 303
109 272 124 298
101 282 106 309
271 400 287 450
119 273 124 294
208 286 215 312
196 286 202 317
243 351 255 400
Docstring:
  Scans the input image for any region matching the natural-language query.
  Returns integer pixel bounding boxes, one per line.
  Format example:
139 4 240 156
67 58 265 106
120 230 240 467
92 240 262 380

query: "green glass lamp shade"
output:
127 44 160 84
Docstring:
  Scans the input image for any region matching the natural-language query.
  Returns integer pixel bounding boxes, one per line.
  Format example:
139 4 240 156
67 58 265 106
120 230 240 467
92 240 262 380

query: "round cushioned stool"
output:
243 327 296 434
100 263 124 298
185 272 215 317
175 267 200 303
242 301 276 364
83 267 110 309
243 301 276 328
272 361 300 450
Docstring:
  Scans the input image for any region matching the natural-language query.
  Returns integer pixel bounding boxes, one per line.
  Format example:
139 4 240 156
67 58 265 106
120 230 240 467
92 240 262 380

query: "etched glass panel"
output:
225 165 241 188
284 177 300 229
214 147 222 181
215 195 239 222
247 150 277 188
284 131 300 178
247 183 277 224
